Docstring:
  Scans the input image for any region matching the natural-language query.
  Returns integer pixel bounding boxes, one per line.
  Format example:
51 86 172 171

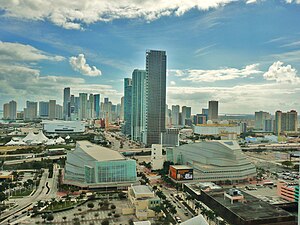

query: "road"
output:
0 164 60 224
3 155 66 165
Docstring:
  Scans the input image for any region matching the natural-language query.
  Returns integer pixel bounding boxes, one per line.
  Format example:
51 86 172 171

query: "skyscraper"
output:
287 110 298 132
131 69 146 141
55 104 63 119
39 101 49 118
3 103 10 119
274 110 298 134
79 93 88 120
171 105 180 126
143 50 166 146
123 78 132 136
25 101 37 120
254 111 271 130
8 100 17 120
94 94 100 119
63 87 71 120
181 106 191 126
48 100 56 120
120 97 124 121
208 100 218 121
87 94 94 119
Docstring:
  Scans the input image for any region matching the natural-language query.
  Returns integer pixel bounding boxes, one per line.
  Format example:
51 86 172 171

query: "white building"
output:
42 120 85 133
151 144 164 170
193 124 241 136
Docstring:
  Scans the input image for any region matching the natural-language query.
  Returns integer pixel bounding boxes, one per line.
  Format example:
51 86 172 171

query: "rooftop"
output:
131 185 153 195
170 165 193 170
181 215 209 225
133 221 151 225
77 141 125 162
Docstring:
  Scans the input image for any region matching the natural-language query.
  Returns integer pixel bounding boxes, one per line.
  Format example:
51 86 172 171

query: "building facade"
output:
208 101 218 121
124 78 132 136
63 87 71 120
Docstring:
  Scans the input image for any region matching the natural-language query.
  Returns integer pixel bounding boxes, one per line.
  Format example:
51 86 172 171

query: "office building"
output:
87 94 94 119
254 111 271 130
48 100 56 120
171 105 180 126
208 100 218 121
275 110 298 134
94 94 100 119
120 96 124 121
102 97 113 123
287 110 298 132
64 141 137 188
264 119 273 132
168 140 256 183
181 106 191 126
161 128 179 147
124 78 132 136
43 120 85 133
143 50 166 146
24 101 38 120
151 144 164 170
193 114 207 125
277 180 299 203
63 87 71 120
39 101 49 118
131 69 146 141
202 108 209 117
3 101 17 120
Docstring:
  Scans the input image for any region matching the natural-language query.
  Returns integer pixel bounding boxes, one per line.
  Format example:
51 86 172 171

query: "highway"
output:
3 155 66 165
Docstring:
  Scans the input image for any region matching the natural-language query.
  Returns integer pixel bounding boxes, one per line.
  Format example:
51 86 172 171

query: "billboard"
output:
169 166 193 180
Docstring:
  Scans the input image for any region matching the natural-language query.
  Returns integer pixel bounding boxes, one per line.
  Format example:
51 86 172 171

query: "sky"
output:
0 0 300 114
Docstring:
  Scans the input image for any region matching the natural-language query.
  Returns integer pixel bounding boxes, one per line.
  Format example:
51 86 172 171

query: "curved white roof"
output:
45 139 56 145
36 130 48 142
56 136 65 143
23 131 37 142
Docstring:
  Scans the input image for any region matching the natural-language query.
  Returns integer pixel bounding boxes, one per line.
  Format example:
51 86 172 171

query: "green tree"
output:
87 202 94 210
0 192 7 203
282 160 293 168
101 219 110 225
110 204 116 210
46 213 54 222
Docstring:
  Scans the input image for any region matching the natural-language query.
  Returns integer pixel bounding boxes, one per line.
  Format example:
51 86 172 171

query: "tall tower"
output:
181 106 191 126
94 94 100 119
9 100 17 120
131 69 146 141
171 105 180 126
275 110 282 135
124 78 132 136
208 100 218 121
63 87 71 120
79 93 88 120
143 50 166 146
48 100 56 120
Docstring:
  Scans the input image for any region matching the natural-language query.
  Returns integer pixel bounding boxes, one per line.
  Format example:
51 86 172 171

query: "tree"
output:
151 205 162 216
46 213 54 222
0 192 7 203
87 202 95 210
101 219 110 225
41 213 47 223
114 213 120 218
62 216 67 222
128 219 134 225
94 213 99 220
282 160 293 168
110 204 116 210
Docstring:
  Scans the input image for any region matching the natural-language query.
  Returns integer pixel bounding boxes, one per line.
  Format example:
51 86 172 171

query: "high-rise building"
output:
87 94 95 119
63 87 71 120
79 93 88 120
120 97 124 121
274 110 298 134
25 101 38 120
171 105 180 126
143 50 166 146
254 111 271 130
124 78 132 136
193 114 207 125
55 104 63 120
182 106 191 126
3 103 10 119
274 110 282 135
7 100 17 120
94 94 100 119
208 100 218 121
131 69 146 141
48 100 56 120
102 97 112 123
287 110 298 132
39 101 49 118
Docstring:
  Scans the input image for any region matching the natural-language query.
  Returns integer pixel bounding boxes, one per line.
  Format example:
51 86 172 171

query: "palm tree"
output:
94 213 99 220
62 216 67 223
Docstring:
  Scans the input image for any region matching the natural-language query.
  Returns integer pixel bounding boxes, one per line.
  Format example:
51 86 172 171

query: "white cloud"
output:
263 61 300 83
169 64 261 82
0 41 65 61
170 81 176 86
0 0 242 29
69 54 101 76
246 0 257 4
285 0 300 3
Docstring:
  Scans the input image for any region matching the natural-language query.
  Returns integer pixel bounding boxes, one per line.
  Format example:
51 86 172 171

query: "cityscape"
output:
1 1 300 225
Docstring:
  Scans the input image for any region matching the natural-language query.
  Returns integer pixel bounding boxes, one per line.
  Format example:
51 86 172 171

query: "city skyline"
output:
1 1 300 114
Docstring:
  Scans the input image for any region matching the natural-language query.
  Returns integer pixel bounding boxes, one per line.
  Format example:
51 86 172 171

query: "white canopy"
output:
30 140 42 145
45 139 56 146
65 135 71 140
23 131 37 142
5 140 18 146
56 137 65 144
35 130 48 142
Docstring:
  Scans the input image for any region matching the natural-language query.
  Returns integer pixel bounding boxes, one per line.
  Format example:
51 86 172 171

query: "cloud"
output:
69 54 101 76
246 0 257 4
169 64 262 82
285 0 300 3
0 0 244 29
0 41 65 61
170 81 176 86
263 61 300 83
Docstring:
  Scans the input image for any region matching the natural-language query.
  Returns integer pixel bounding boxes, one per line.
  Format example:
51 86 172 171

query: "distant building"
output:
39 101 49 118
2 100 17 120
161 128 179 147
64 141 137 189
143 50 166 146
254 111 271 130
208 101 218 121
94 94 100 119
24 101 38 120
55 104 63 120
277 180 299 203
43 120 85 133
48 100 56 120
193 124 241 136
3 103 10 119
171 105 180 126
275 110 298 134
193 114 207 125
63 87 71 120
124 78 132 136
120 96 124 121
79 93 88 120
181 106 191 126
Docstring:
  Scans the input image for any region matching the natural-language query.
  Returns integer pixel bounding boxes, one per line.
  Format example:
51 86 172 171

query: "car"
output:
184 212 189 216
177 205 181 209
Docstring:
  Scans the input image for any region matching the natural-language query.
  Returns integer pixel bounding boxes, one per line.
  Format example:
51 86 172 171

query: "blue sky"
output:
0 0 300 114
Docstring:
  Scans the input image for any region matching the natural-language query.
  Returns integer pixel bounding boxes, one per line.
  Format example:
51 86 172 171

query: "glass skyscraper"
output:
124 78 132 136
131 69 146 141
63 87 71 120
94 94 100 119
143 50 166 146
